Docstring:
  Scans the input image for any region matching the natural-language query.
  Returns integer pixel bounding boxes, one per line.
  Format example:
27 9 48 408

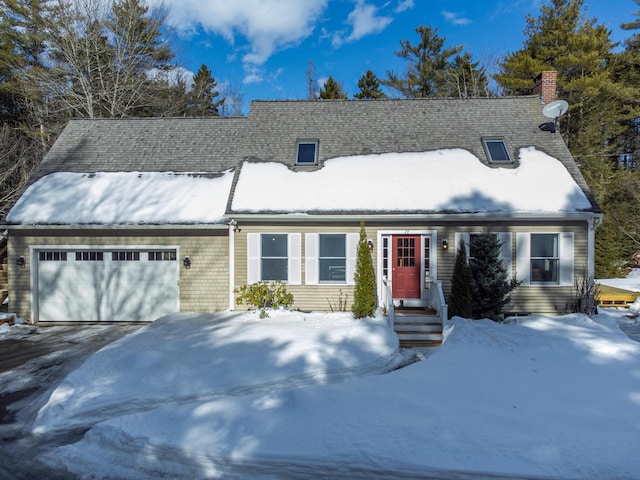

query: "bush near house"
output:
449 238 473 319
469 233 518 322
234 281 294 319
352 220 377 318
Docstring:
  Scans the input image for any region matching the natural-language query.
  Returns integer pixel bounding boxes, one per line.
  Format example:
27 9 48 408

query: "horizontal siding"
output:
235 220 592 316
9 219 593 320
8 231 229 323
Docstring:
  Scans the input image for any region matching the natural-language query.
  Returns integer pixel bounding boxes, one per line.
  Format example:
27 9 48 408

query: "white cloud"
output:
394 0 414 13
442 11 472 26
153 0 329 67
333 0 393 48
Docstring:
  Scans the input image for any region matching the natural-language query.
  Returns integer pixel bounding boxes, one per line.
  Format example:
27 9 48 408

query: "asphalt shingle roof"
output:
22 96 600 216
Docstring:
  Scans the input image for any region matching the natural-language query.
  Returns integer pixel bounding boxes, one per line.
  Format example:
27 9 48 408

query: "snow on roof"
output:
231 147 592 214
7 171 234 225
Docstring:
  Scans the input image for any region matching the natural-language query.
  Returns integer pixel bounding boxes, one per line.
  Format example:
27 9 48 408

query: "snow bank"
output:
7 171 234 225
231 148 592 213
35 311 640 479
34 311 399 433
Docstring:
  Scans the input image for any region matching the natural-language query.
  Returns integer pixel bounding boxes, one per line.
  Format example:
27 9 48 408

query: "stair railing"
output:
383 275 394 330
428 280 448 326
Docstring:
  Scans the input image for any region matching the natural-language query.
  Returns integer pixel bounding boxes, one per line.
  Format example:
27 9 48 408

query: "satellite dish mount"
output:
540 99 569 135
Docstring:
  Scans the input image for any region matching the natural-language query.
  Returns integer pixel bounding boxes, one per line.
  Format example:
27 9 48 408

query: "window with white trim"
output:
247 233 302 285
530 233 559 283
319 234 346 283
305 233 358 285
39 251 68 261
75 251 104 262
261 234 288 281
516 232 573 286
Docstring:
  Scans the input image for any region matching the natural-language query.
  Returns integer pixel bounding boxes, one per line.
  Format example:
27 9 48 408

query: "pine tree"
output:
354 70 386 99
384 25 462 98
448 238 473 319
352 221 376 318
468 233 516 322
319 76 347 99
186 64 224 116
494 0 639 277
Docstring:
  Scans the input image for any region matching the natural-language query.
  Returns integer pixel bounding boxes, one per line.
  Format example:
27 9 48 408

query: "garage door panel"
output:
37 249 179 322
103 260 178 321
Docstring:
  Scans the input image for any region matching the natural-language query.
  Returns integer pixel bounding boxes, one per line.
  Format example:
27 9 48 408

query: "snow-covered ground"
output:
1 305 633 479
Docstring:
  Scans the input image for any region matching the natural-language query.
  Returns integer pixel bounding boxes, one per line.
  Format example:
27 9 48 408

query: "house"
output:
3 73 602 326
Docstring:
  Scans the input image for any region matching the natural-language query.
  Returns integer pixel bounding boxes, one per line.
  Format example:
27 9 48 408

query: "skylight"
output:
296 140 318 164
482 138 512 163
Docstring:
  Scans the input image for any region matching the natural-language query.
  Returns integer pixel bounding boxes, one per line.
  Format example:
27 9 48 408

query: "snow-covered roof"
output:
7 171 234 225
230 147 593 215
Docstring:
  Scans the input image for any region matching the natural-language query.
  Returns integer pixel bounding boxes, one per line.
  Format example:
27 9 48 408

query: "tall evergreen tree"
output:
449 238 473 319
469 233 517 321
495 0 639 277
354 70 386 99
352 221 376 318
384 25 462 98
186 64 224 116
319 76 347 99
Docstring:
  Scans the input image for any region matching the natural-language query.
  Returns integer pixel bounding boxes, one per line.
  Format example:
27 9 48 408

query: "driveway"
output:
0 323 142 479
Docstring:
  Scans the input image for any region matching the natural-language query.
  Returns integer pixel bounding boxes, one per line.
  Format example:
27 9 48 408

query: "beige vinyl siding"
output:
235 220 592 316
234 224 372 312
447 222 589 316
8 229 229 323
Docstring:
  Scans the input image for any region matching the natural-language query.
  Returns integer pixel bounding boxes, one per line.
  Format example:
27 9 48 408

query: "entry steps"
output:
393 307 443 347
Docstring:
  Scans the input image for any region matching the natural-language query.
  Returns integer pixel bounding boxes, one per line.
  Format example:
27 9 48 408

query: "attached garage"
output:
35 248 179 322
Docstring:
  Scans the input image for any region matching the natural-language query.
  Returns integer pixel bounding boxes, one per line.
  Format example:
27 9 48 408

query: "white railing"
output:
383 276 394 330
383 277 447 330
429 280 448 325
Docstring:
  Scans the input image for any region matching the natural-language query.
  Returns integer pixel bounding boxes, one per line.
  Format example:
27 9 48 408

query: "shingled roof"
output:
15 95 600 222
30 116 246 182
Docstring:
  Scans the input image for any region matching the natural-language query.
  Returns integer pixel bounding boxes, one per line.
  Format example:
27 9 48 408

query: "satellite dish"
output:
542 99 569 119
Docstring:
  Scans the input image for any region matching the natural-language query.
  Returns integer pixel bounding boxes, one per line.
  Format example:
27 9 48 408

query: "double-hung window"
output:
305 233 358 285
261 234 288 281
319 234 346 283
516 232 574 286
530 233 559 283
247 233 302 285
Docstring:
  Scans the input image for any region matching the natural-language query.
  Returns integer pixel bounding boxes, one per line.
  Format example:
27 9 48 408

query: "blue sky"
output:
152 0 637 112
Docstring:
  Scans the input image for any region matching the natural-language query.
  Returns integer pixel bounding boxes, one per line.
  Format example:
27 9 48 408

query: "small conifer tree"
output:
352 221 376 318
449 238 473 318
469 232 517 321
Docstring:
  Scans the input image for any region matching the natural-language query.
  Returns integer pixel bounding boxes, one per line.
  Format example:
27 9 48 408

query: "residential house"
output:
4 72 602 326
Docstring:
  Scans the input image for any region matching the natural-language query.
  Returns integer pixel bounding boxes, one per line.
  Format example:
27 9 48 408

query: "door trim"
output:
376 230 438 308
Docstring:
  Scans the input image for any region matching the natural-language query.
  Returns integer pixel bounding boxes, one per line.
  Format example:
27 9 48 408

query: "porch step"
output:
393 314 443 347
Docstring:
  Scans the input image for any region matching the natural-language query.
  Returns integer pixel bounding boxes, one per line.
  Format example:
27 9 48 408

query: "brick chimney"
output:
532 71 557 105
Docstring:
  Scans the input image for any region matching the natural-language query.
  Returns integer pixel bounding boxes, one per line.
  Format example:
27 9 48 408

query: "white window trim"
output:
516 232 573 286
305 233 357 285
247 233 302 285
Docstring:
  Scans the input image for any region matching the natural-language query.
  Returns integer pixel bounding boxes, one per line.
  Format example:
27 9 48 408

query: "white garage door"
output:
36 249 179 321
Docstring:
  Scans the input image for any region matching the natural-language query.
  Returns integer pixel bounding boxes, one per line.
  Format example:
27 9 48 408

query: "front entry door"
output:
392 236 421 299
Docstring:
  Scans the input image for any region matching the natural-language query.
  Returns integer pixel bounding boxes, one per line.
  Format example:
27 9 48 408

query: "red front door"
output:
392 235 421 299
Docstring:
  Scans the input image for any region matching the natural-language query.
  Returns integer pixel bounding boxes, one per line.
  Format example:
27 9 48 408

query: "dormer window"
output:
296 140 318 165
482 137 512 163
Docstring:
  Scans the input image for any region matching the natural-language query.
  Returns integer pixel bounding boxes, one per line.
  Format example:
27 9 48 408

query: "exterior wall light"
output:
183 256 191 269
367 239 374 251
442 239 448 250
16 256 26 267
